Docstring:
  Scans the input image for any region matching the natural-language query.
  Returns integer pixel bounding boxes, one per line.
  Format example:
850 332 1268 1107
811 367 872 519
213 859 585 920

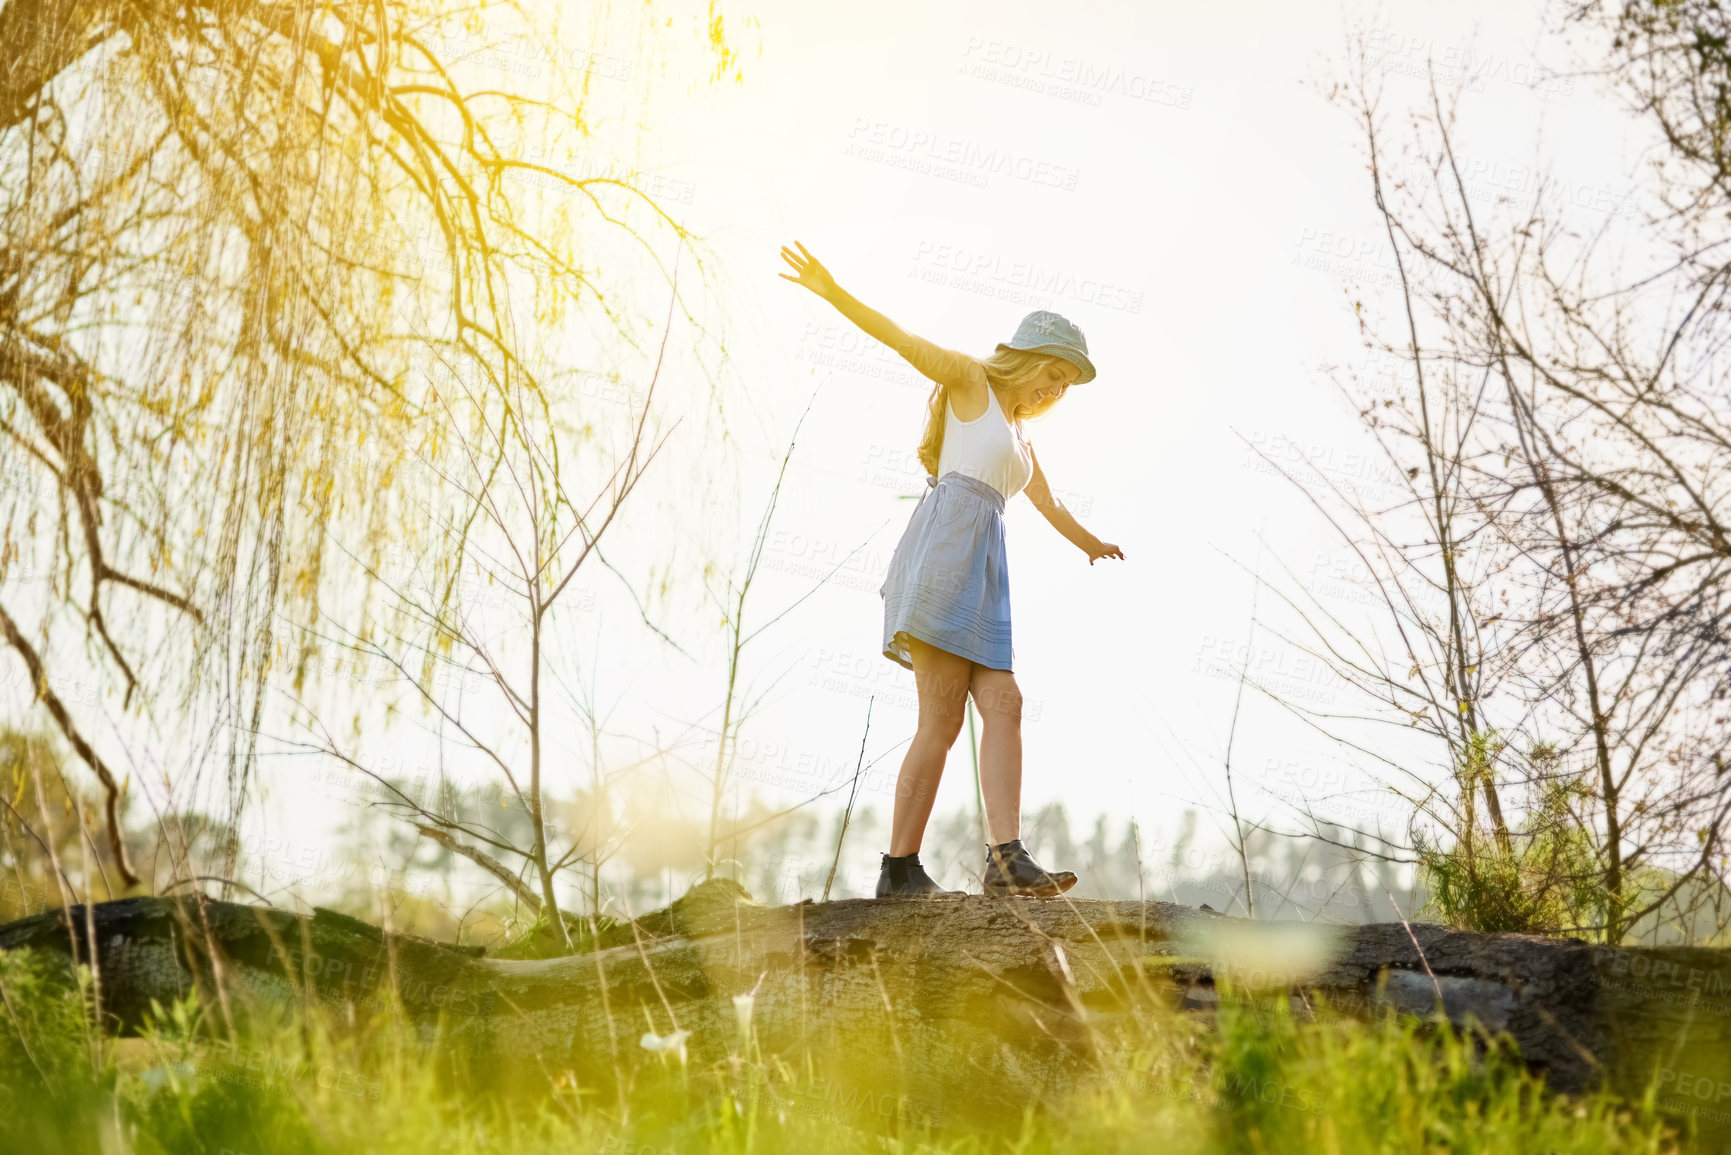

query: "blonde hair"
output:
916 347 1066 477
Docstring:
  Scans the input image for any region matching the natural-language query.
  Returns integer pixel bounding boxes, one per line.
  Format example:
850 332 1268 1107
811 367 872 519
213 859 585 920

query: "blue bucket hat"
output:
995 310 1096 384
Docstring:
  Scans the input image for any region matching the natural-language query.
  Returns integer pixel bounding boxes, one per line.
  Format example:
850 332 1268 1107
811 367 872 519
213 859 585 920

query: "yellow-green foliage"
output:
0 949 1685 1154
1421 734 1613 937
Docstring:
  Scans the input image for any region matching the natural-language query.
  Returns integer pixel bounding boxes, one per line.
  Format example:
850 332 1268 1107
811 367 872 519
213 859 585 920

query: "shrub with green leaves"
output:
1419 733 1614 937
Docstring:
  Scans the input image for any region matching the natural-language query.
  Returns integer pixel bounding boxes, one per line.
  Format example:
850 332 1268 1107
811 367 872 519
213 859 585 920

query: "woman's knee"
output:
915 709 966 748
971 676 1025 721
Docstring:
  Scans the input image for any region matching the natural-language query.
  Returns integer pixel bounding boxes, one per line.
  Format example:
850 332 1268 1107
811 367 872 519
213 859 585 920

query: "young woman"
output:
779 240 1125 899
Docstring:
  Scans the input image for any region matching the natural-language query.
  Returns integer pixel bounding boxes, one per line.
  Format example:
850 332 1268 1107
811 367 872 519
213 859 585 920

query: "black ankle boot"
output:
982 839 1077 898
876 852 963 898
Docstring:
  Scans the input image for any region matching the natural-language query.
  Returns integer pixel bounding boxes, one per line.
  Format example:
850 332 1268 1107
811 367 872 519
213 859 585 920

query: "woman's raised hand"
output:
778 240 838 301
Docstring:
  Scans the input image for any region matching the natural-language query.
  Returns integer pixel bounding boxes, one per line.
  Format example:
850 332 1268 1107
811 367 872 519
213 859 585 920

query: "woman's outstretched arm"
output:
780 240 981 390
1026 448 1125 566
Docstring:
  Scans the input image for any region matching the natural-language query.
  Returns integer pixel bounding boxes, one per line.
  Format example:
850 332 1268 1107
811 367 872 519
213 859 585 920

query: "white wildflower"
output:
638 1028 691 1063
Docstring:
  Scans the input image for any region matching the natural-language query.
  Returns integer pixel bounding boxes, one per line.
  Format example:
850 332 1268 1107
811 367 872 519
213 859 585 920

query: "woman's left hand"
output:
1085 539 1124 565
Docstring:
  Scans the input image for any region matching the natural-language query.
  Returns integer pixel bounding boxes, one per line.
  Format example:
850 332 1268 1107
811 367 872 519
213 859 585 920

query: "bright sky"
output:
241 0 1647 899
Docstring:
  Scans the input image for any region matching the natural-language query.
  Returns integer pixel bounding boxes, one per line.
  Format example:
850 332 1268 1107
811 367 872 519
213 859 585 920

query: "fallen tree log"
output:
2 886 1729 1138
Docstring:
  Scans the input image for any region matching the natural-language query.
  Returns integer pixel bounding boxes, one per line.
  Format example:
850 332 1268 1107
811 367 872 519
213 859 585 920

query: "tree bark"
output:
3 887 1729 1137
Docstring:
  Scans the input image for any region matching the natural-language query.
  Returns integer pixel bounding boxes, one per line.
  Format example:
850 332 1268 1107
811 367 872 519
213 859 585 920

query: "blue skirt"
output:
880 471 1013 672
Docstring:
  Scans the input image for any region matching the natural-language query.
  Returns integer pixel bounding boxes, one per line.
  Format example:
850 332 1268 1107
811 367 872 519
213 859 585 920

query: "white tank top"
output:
936 385 1032 500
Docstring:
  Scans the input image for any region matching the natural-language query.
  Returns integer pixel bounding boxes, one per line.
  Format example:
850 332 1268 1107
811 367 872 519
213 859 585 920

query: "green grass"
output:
0 947 1684 1154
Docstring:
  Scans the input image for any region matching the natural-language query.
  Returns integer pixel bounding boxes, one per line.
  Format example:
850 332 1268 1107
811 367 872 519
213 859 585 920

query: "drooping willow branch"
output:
0 0 722 863
0 599 138 886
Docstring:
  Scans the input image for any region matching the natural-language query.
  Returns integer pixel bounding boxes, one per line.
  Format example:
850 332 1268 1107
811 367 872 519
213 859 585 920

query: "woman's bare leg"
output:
888 636 973 856
969 665 1024 846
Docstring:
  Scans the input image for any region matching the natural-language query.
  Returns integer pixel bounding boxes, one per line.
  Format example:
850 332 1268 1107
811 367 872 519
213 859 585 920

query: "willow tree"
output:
0 0 737 891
